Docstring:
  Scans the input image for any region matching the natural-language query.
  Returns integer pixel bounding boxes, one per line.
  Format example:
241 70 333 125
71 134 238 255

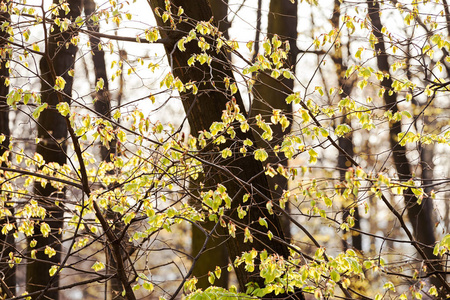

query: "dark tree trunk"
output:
83 2 125 298
367 0 441 289
338 131 362 251
84 1 124 298
250 0 299 239
0 0 15 293
148 1 302 298
84 0 115 162
191 180 229 288
252 0 262 62
190 0 230 289
331 0 362 252
209 0 230 40
26 0 81 298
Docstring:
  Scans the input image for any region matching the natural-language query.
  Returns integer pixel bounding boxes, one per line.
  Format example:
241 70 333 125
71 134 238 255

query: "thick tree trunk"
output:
367 0 441 289
190 0 230 289
148 1 302 298
0 0 15 293
26 0 81 298
209 0 230 40
250 0 298 238
191 181 229 288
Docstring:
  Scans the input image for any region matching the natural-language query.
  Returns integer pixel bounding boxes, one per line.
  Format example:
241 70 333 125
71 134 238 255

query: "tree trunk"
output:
0 1 15 293
27 0 81 298
84 0 115 162
367 0 441 289
190 0 230 289
209 0 230 39
250 0 298 239
330 0 362 252
83 1 124 298
148 1 302 298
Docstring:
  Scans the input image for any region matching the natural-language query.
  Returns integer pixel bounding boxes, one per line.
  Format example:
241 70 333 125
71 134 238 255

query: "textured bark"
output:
26 0 81 298
148 1 302 298
190 0 230 289
367 0 441 288
191 188 229 288
250 0 298 238
0 0 15 292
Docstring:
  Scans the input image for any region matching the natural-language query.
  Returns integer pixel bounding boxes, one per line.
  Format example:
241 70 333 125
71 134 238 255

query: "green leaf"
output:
49 265 58 277
383 281 395 292
221 148 232 158
177 38 186 52
56 102 70 116
208 271 215 284
428 286 438 296
40 222 51 238
243 194 249 203
92 261 105 272
308 148 318 164
330 270 340 282
44 246 56 258
143 281 154 291
54 76 66 91
96 78 104 91
258 218 268 228
254 149 268 162
214 266 221 279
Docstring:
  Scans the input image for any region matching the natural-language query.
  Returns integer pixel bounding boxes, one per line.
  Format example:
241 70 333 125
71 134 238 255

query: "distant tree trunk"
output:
250 0 299 239
420 142 434 205
190 0 230 289
252 0 262 62
26 0 81 298
0 0 15 293
330 0 361 252
84 0 115 162
338 125 362 251
367 0 442 290
84 0 122 298
148 1 303 298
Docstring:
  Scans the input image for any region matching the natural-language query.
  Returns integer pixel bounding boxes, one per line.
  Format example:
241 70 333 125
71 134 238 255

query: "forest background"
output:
0 0 450 299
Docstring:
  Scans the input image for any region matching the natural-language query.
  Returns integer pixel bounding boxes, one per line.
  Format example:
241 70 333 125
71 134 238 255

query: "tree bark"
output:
84 0 115 162
250 0 299 239
83 1 124 298
190 0 230 289
330 0 362 252
209 0 230 40
0 0 15 293
27 0 81 298
367 0 441 289
148 1 302 298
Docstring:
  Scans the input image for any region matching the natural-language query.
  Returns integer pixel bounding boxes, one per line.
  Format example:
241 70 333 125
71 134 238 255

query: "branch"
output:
65 117 137 300
78 28 174 45
0 166 83 190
